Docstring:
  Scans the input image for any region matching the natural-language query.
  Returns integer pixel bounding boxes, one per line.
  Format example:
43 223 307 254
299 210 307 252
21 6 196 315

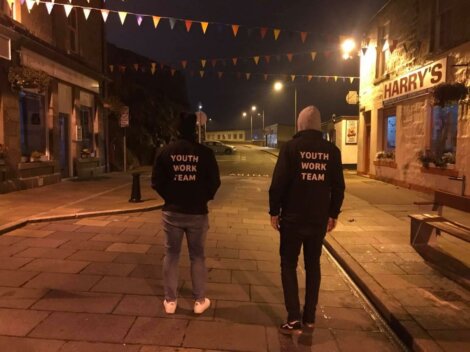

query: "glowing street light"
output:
273 81 297 133
273 81 284 92
341 38 356 60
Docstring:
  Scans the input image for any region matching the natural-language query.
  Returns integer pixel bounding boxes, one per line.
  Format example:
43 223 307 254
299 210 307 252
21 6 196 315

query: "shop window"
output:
431 104 457 156
79 106 93 151
67 8 79 53
19 92 46 157
375 23 389 79
383 113 396 151
239 133 243 139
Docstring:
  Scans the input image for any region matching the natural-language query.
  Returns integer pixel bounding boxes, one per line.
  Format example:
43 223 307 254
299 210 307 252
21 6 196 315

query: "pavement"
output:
0 156 468 351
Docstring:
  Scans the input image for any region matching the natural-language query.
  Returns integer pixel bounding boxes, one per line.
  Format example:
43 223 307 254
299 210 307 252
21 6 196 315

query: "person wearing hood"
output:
152 112 220 315
269 105 345 334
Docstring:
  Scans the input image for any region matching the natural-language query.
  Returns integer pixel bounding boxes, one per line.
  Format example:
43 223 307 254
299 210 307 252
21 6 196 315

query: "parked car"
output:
203 141 236 154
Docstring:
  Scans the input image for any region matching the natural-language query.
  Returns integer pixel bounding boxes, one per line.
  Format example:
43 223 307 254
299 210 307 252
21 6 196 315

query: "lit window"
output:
431 104 457 157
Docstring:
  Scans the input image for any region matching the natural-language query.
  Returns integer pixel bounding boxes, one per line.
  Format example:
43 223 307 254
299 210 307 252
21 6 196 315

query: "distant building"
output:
265 124 294 149
206 130 246 142
322 115 358 168
0 1 106 193
358 0 470 195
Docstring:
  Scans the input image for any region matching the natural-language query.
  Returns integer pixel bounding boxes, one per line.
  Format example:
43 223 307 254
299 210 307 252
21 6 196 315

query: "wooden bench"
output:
409 190 470 285
410 190 470 246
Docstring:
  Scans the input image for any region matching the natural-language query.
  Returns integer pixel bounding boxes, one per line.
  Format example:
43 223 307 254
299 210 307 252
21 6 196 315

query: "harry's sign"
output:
383 58 447 102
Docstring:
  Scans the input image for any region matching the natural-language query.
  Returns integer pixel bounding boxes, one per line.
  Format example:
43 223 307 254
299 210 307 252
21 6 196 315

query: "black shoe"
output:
279 320 302 335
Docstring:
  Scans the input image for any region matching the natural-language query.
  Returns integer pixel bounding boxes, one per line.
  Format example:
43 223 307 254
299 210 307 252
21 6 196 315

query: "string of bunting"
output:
107 63 358 84
16 0 342 44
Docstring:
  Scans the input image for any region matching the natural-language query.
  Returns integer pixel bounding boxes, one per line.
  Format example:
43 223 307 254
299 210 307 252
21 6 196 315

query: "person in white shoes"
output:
152 112 220 315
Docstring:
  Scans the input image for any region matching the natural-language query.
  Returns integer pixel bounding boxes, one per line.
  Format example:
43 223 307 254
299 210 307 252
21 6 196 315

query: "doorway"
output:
58 113 70 178
363 111 371 174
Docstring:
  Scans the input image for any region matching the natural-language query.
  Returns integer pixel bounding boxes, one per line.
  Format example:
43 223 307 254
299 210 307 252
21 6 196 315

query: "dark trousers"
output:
280 221 326 323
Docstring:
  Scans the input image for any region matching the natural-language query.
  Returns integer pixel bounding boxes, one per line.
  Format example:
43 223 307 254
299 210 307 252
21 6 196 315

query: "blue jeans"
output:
162 211 209 301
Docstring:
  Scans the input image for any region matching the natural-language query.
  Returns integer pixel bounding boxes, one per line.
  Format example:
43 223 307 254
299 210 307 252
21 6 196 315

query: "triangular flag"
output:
264 74 268 80
137 16 143 26
334 76 338 82
169 18 176 30
101 9 109 22
45 2 54 14
82 8 91 20
35 0 39 5
274 29 281 40
118 12 127 25
349 77 354 83
307 75 313 82
109 65 114 73
326 76 330 82
181 60 187 69
152 16 161 28
171 69 176 76
25 0 34 12
286 53 293 62
253 56 260 65
201 59 206 68
361 47 368 56
246 73 251 80
201 22 209 34
200 71 205 78
151 63 157 75
185 20 192 32
218 72 223 79
311 52 317 61
133 64 139 71
265 56 271 64
211 59 217 67
232 24 239 37
291 75 296 82
64 4 73 17
260 27 268 39
232 58 238 66
300 32 308 43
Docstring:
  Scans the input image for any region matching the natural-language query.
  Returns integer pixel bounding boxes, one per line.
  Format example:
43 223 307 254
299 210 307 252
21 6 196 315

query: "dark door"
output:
364 111 371 174
58 113 70 178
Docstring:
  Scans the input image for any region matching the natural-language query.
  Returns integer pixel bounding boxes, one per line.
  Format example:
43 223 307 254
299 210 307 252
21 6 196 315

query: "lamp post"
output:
273 81 298 133
197 102 203 143
250 105 256 141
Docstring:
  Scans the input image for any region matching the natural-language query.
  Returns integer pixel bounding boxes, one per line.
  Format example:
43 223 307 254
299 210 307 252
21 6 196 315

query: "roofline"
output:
368 0 393 25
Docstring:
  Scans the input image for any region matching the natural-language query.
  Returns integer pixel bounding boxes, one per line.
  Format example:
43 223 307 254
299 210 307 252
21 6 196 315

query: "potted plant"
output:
433 82 469 107
417 150 435 168
30 151 44 162
8 66 50 93
81 148 91 159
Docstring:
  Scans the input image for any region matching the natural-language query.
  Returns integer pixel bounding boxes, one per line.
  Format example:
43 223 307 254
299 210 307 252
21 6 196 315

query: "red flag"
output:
232 24 239 37
185 20 192 32
286 53 293 62
300 32 308 43
232 58 238 66
181 60 187 69
260 27 268 39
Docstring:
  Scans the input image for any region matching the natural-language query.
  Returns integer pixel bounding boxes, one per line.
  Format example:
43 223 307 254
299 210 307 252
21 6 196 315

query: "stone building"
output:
358 0 470 195
0 0 106 193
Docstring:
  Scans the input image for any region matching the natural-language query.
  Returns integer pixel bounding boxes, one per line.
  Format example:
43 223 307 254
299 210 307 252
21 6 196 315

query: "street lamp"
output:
273 81 298 133
341 38 356 60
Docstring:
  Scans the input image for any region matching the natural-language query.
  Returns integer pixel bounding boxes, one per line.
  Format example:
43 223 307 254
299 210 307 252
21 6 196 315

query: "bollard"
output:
129 172 143 203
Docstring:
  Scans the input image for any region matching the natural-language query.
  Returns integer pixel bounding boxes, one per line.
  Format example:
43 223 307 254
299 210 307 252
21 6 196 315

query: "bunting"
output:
185 20 192 32
152 16 161 28
232 24 239 37
201 21 209 34
118 11 127 25
83 8 90 20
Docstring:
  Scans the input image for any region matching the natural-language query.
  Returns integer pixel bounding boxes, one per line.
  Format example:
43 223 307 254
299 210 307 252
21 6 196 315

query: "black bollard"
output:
129 172 143 203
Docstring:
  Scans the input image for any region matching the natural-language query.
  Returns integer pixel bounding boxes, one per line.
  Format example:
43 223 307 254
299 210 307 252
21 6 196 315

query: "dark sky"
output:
106 0 388 130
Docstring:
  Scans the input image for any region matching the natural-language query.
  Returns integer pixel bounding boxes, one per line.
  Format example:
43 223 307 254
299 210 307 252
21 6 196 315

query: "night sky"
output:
106 0 388 131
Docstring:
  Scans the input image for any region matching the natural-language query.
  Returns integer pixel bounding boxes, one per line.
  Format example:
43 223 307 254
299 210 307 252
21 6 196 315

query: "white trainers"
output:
194 298 211 314
163 299 177 314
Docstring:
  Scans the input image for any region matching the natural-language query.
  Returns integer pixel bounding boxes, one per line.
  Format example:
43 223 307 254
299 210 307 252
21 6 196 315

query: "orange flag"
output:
181 60 187 69
273 29 281 40
232 58 238 66
253 56 260 65
200 21 209 34
133 64 139 71
300 32 308 43
287 53 293 62
350 77 355 83
152 16 161 28
151 63 157 75
260 27 268 39
200 71 205 78
291 75 296 82
201 59 206 68
232 24 239 37
185 20 192 32
307 75 313 82
311 52 317 61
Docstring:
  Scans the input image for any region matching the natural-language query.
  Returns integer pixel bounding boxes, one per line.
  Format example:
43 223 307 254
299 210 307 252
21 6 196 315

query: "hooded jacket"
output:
152 138 221 214
269 129 345 225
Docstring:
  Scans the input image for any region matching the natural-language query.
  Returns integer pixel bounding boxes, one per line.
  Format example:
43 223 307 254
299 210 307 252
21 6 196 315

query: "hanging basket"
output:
8 66 50 93
432 82 469 107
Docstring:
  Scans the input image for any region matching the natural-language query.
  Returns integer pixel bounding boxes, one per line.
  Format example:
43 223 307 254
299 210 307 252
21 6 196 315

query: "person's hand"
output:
327 218 337 232
271 215 280 231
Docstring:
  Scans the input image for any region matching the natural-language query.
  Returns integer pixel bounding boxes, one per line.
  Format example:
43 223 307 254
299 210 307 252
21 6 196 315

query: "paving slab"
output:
124 317 187 346
0 308 49 336
59 341 141 352
0 336 65 352
0 287 48 309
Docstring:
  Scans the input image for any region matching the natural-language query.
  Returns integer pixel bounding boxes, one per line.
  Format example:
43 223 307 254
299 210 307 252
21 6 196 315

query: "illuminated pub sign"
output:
383 58 447 103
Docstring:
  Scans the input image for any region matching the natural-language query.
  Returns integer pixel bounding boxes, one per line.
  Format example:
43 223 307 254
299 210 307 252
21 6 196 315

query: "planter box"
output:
420 166 459 177
18 161 58 179
75 157 104 178
374 160 397 168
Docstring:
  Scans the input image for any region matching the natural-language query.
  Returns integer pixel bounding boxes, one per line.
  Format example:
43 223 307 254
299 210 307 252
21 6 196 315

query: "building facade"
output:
0 0 106 193
206 130 246 142
265 123 295 149
322 115 358 168
358 0 470 195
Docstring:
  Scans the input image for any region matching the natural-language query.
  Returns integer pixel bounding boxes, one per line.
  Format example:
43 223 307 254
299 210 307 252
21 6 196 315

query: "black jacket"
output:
269 130 345 225
152 138 221 214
